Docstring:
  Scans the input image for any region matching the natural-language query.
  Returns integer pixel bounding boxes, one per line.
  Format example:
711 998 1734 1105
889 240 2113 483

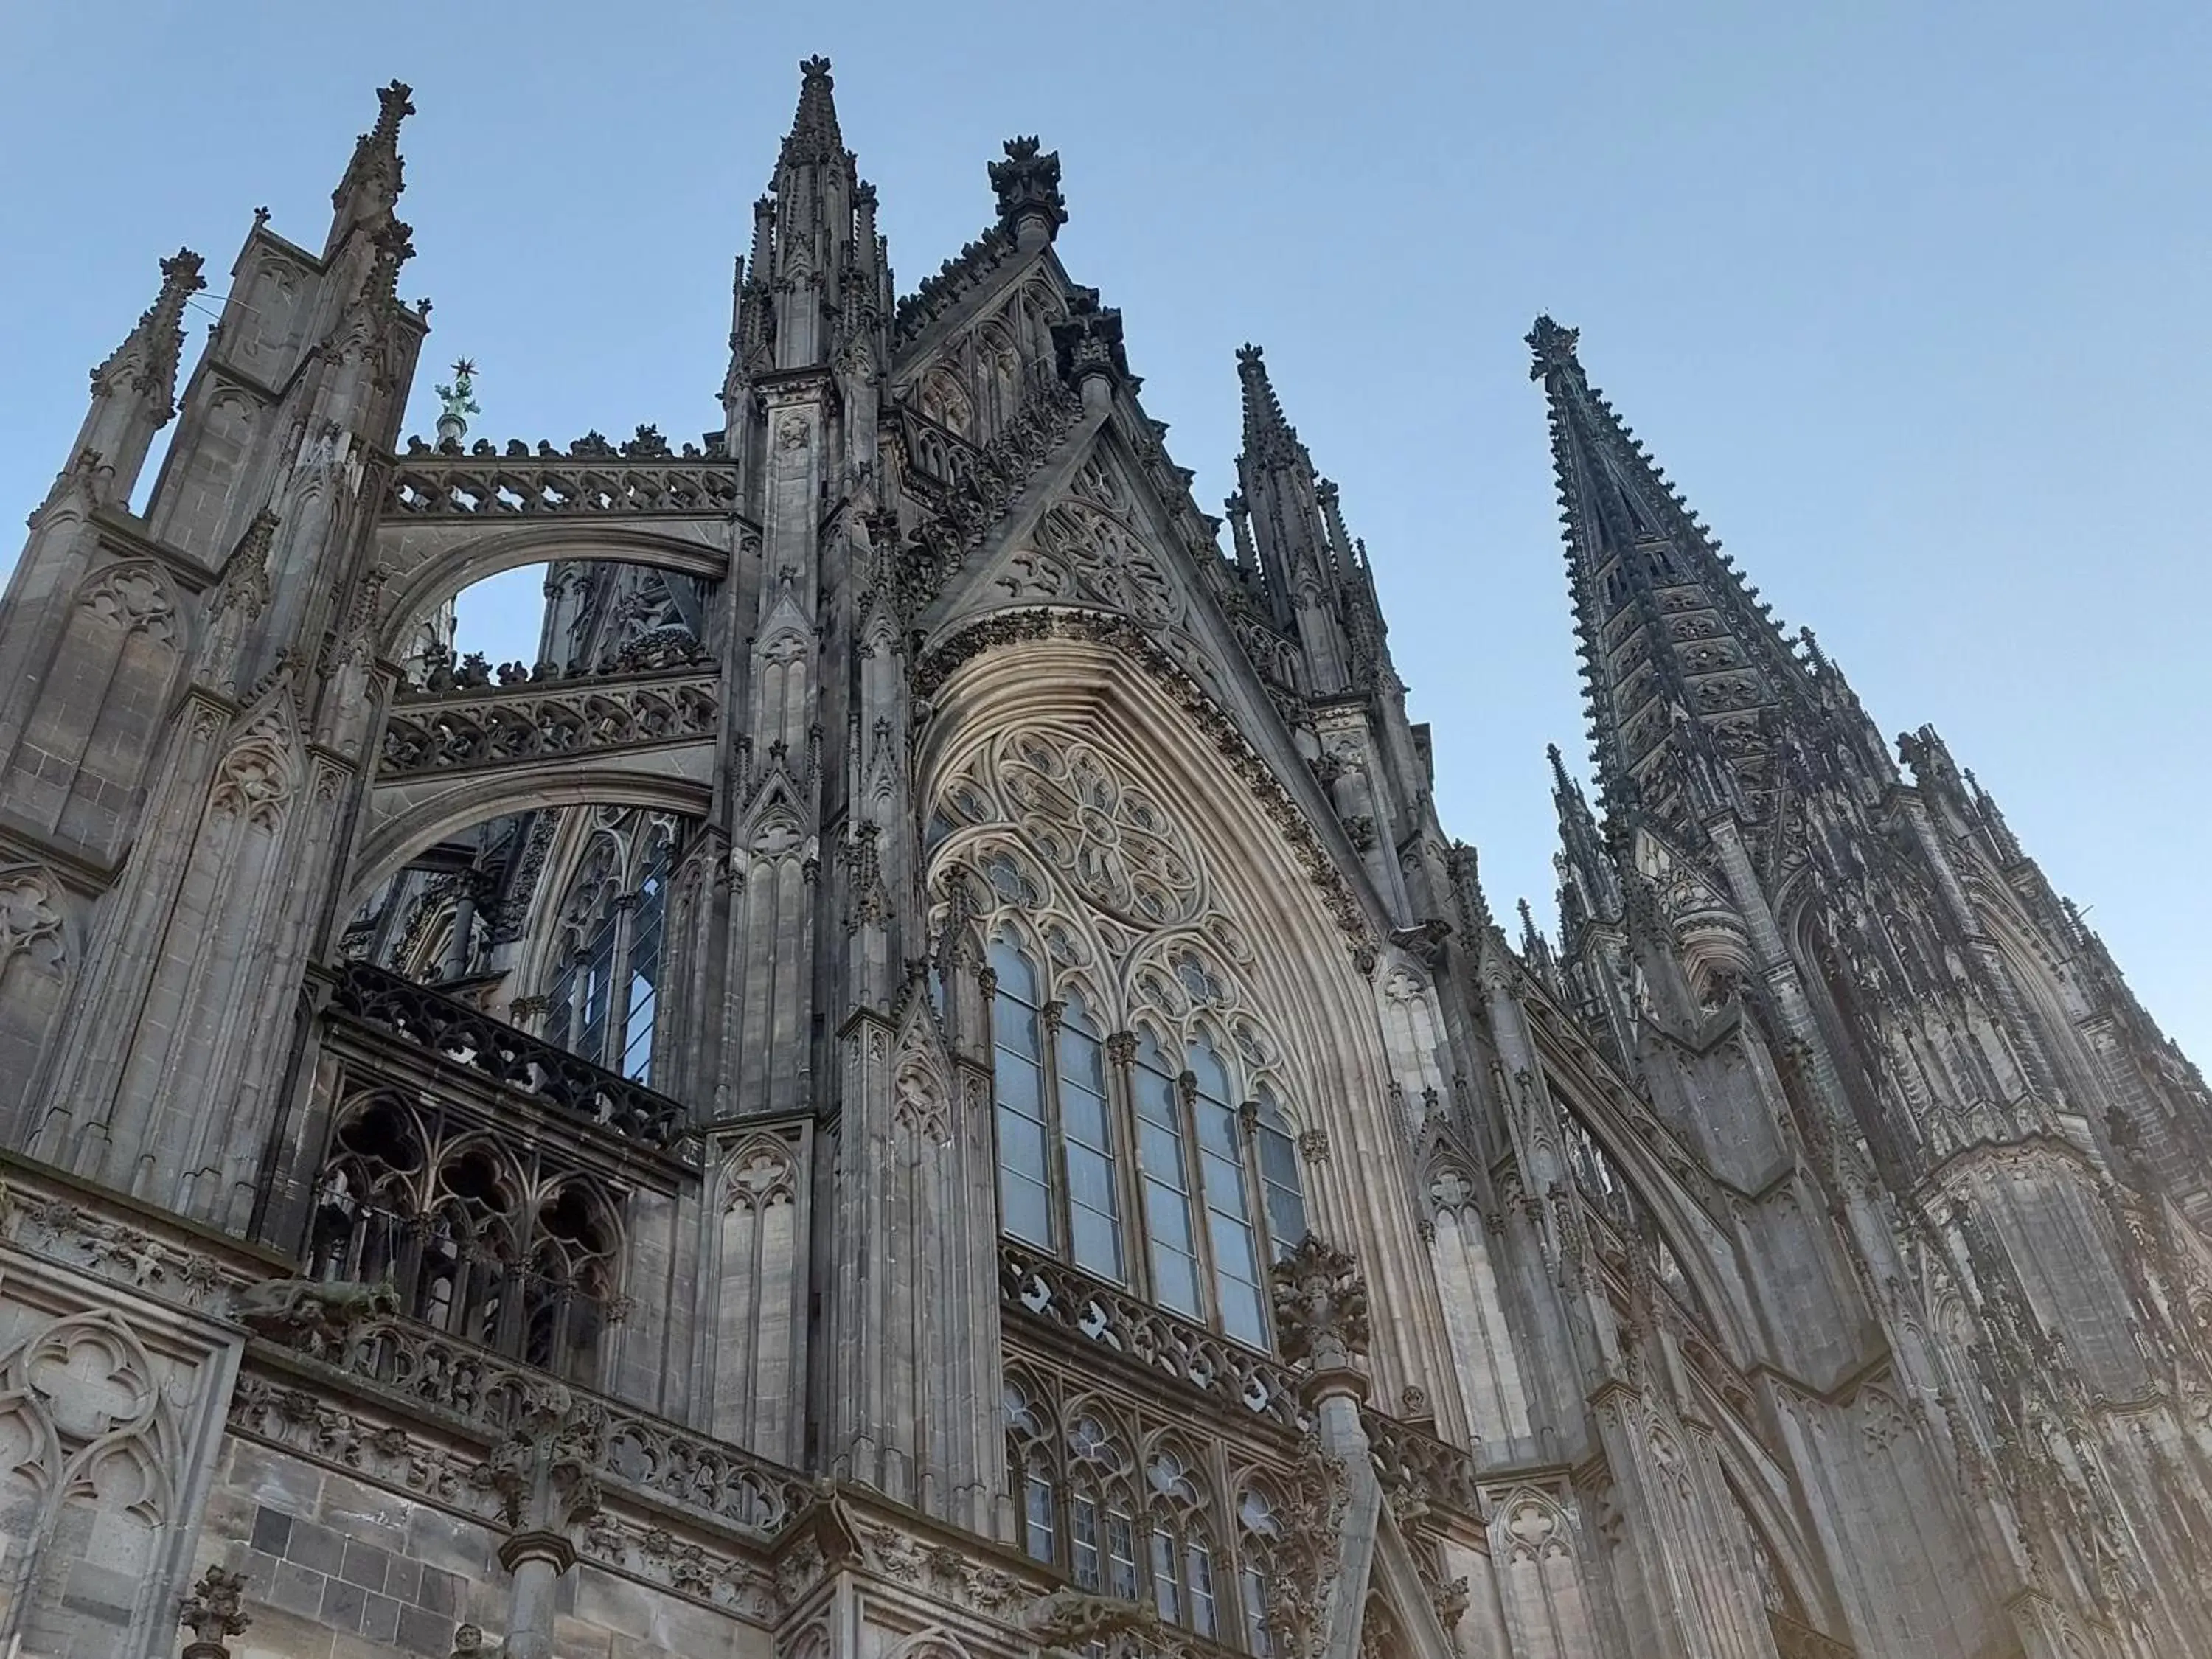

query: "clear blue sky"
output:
3 2 2205 1062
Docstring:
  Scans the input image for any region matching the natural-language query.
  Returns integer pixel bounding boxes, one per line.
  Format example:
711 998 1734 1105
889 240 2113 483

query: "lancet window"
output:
988 933 1308 1350
306 1093 621 1382
1002 1366 1261 1649
935 731 1315 1354
543 812 675 1083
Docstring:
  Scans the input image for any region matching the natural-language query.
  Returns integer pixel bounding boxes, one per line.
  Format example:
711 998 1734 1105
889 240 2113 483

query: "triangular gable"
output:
912 417 1388 955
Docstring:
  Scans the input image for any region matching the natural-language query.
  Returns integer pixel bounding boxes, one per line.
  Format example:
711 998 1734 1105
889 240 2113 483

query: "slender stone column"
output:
1273 1237 1382 1659
470 1388 605 1659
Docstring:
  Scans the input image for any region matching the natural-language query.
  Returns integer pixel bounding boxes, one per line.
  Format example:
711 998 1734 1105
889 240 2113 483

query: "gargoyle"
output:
232 1277 400 1357
1026 1586 1161 1659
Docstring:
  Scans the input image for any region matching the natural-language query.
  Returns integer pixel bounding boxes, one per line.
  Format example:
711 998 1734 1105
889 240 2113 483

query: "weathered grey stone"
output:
0 57 2206 1659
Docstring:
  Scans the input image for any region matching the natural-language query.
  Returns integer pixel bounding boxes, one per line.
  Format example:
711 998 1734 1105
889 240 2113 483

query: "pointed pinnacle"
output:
1235 343 1300 464
1546 742 1574 796
94 247 205 402
780 55 845 170
1526 314 1581 380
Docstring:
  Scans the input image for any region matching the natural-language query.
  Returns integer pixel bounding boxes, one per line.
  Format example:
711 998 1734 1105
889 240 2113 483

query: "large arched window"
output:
932 731 1317 1352
989 932 1308 1350
543 813 675 1083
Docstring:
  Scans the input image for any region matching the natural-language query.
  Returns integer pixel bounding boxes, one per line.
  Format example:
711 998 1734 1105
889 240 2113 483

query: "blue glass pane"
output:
1002 1172 1052 1244
1147 1181 1195 1250
1196 1100 1239 1156
994 997 1040 1053
1152 1251 1201 1317
1062 1087 1111 1149
1072 1207 1123 1280
1191 1041 1231 1102
1220 1278 1266 1346
1202 1148 1250 1211
995 1054 1044 1116
1259 1125 1299 1186
1000 1110 1050 1177
1067 1146 1118 1211
1139 1122 1185 1179
990 939 1038 1003
1209 1211 1260 1283
1062 1027 1106 1092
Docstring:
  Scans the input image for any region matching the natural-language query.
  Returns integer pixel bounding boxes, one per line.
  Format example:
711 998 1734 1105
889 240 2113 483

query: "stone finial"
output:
471 1382 607 1546
434 358 480 449
1270 1234 1371 1373
1051 288 1127 405
990 135 1068 245
179 1564 251 1659
1525 314 1582 380
330 80 414 222
1235 343 1307 468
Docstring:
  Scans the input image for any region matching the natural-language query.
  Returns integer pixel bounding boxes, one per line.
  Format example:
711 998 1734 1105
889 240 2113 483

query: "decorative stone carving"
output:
231 1276 400 1358
380 671 718 776
1028 1586 1160 1659
1270 1236 1371 1371
387 452 740 517
329 961 684 1147
178 1565 251 1659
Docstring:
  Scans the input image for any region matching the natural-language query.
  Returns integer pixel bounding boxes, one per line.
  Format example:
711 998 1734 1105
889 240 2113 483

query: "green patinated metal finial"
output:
433 358 479 445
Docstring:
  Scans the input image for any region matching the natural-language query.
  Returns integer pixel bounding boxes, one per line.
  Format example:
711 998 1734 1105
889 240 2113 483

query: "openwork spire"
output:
779 55 845 170
1529 315 1806 827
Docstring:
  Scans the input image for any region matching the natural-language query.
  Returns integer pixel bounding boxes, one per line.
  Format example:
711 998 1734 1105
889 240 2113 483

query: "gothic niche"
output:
307 1091 622 1382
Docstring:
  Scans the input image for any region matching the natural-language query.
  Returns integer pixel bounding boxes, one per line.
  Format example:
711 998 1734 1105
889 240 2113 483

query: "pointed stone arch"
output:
351 757 712 902
372 521 733 658
919 635 1457 1429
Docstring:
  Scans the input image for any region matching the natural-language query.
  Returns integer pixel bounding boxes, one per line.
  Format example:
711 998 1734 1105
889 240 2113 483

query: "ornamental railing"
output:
1000 1240 1304 1432
328 962 684 1150
1361 1408 1483 1518
386 452 740 518
246 1314 804 1539
379 671 719 778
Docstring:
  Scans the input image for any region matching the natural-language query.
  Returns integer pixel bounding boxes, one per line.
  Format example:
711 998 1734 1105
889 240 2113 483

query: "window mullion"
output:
1040 999 1072 1261
1178 1069 1225 1334
1237 1099 1279 1348
1106 1032 1153 1304
605 890 641 1071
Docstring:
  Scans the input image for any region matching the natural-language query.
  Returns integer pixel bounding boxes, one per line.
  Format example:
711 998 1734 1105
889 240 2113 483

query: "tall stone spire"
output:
1234 344 1352 689
1528 316 1807 827
744 55 880 375
324 79 414 260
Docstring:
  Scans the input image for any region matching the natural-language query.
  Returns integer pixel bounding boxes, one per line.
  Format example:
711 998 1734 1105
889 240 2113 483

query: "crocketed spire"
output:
1529 315 1809 826
1236 343 1302 469
325 80 414 259
779 55 846 170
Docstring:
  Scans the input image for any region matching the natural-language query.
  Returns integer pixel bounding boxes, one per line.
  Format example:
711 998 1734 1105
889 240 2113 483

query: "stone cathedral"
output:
1 58 2208 1659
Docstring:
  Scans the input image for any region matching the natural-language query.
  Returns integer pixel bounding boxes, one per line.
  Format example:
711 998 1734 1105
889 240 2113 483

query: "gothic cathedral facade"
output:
0 60 2206 1659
